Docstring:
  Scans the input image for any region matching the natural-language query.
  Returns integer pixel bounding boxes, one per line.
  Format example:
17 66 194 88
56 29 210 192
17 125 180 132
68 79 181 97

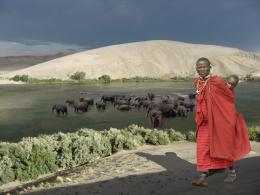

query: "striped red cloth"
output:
196 88 233 171
194 76 251 171
196 122 234 171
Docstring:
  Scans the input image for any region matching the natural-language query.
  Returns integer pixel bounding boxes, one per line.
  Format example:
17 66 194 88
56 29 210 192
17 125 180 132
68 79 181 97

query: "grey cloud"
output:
0 0 259 52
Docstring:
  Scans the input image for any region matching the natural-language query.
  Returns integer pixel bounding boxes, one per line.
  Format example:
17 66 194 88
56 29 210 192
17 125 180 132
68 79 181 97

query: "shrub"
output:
121 130 145 150
248 126 260 141
145 129 170 145
167 128 186 142
70 71 86 81
53 132 75 168
20 75 29 82
3 124 257 186
98 74 111 83
103 128 125 152
72 129 112 165
11 75 20 81
27 78 64 84
127 124 150 137
185 131 196 142
11 137 58 181
10 75 29 82
0 156 15 185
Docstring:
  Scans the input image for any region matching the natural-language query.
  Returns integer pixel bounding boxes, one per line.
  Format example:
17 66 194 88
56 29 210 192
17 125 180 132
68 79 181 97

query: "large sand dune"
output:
2 40 260 79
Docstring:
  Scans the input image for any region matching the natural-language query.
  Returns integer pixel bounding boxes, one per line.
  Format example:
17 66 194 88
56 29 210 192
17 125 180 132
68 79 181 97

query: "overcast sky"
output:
0 0 259 56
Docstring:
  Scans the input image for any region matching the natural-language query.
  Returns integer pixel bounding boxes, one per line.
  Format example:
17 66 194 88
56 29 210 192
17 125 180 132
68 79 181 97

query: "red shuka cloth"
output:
196 123 234 171
194 75 251 164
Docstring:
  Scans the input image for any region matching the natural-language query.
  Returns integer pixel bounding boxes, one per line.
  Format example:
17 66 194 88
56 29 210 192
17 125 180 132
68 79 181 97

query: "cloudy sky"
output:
0 0 259 56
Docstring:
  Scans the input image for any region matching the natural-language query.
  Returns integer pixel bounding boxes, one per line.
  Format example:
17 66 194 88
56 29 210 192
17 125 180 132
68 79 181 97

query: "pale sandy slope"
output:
2 40 260 79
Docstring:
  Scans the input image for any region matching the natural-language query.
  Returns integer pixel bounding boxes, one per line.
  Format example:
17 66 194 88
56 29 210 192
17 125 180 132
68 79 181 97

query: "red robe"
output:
194 75 251 171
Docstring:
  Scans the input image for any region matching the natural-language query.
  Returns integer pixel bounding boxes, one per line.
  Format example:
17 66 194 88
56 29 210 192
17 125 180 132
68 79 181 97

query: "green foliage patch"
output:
70 71 86 81
98 74 111 83
248 126 260 141
0 124 258 185
10 75 29 82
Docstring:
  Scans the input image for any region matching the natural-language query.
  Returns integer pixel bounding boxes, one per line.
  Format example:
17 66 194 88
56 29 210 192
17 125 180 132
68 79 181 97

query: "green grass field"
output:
0 81 259 142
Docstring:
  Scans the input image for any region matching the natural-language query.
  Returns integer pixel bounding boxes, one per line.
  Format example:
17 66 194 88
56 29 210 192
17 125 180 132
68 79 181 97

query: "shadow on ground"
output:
26 152 260 195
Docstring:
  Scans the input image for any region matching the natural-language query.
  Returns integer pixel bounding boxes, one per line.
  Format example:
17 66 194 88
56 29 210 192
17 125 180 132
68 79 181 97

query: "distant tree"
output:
70 72 86 81
11 75 20 81
11 75 29 82
20 75 29 82
98 74 111 83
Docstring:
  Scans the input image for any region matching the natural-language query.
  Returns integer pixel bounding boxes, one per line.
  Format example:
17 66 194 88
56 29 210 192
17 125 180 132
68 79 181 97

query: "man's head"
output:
227 74 239 89
196 57 211 79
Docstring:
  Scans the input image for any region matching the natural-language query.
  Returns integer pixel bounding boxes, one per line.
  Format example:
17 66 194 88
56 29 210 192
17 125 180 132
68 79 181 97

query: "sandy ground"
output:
1 141 260 195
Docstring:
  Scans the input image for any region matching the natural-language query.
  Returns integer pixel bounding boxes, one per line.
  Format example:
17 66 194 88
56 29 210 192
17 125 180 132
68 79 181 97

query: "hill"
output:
2 40 260 79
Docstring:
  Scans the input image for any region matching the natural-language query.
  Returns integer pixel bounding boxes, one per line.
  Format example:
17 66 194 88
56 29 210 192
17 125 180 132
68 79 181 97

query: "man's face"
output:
196 60 211 78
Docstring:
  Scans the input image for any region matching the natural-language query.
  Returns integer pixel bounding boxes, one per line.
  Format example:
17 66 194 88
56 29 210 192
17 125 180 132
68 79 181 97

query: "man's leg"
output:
192 171 209 187
224 166 237 182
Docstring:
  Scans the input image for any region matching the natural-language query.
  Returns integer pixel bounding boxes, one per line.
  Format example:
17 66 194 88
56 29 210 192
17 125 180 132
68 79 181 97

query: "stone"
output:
55 176 64 183
65 177 73 182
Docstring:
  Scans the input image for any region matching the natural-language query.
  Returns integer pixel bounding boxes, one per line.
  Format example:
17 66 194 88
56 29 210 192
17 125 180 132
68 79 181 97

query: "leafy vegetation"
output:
8 72 260 84
69 71 86 81
0 124 259 185
10 75 29 82
9 75 68 84
0 125 190 185
9 74 195 84
248 126 260 141
98 74 111 83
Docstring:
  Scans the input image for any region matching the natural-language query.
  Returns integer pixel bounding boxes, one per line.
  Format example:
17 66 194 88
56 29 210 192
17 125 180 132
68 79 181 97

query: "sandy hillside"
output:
2 40 260 79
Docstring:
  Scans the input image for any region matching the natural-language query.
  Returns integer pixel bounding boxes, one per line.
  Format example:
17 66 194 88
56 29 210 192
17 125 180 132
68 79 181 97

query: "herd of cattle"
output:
52 92 196 128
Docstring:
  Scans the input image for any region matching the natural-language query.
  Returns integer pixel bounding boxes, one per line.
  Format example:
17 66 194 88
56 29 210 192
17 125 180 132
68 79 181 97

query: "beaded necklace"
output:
196 76 210 94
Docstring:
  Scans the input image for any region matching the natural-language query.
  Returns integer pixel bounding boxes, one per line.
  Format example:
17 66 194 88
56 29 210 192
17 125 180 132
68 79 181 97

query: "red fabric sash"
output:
234 112 251 160
196 75 251 160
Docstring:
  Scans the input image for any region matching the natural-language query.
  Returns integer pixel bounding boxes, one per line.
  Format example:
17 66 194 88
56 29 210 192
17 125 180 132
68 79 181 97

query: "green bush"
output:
0 125 199 185
103 128 125 152
27 78 64 84
185 131 196 142
127 124 150 137
70 71 86 81
248 126 260 141
121 131 145 150
72 129 112 165
53 132 75 168
145 129 170 145
98 74 111 83
0 156 15 185
1 124 258 185
167 128 186 142
10 75 29 82
10 137 58 181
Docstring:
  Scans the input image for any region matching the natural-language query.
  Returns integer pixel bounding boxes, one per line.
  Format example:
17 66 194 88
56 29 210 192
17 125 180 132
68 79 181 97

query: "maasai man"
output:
191 58 251 187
